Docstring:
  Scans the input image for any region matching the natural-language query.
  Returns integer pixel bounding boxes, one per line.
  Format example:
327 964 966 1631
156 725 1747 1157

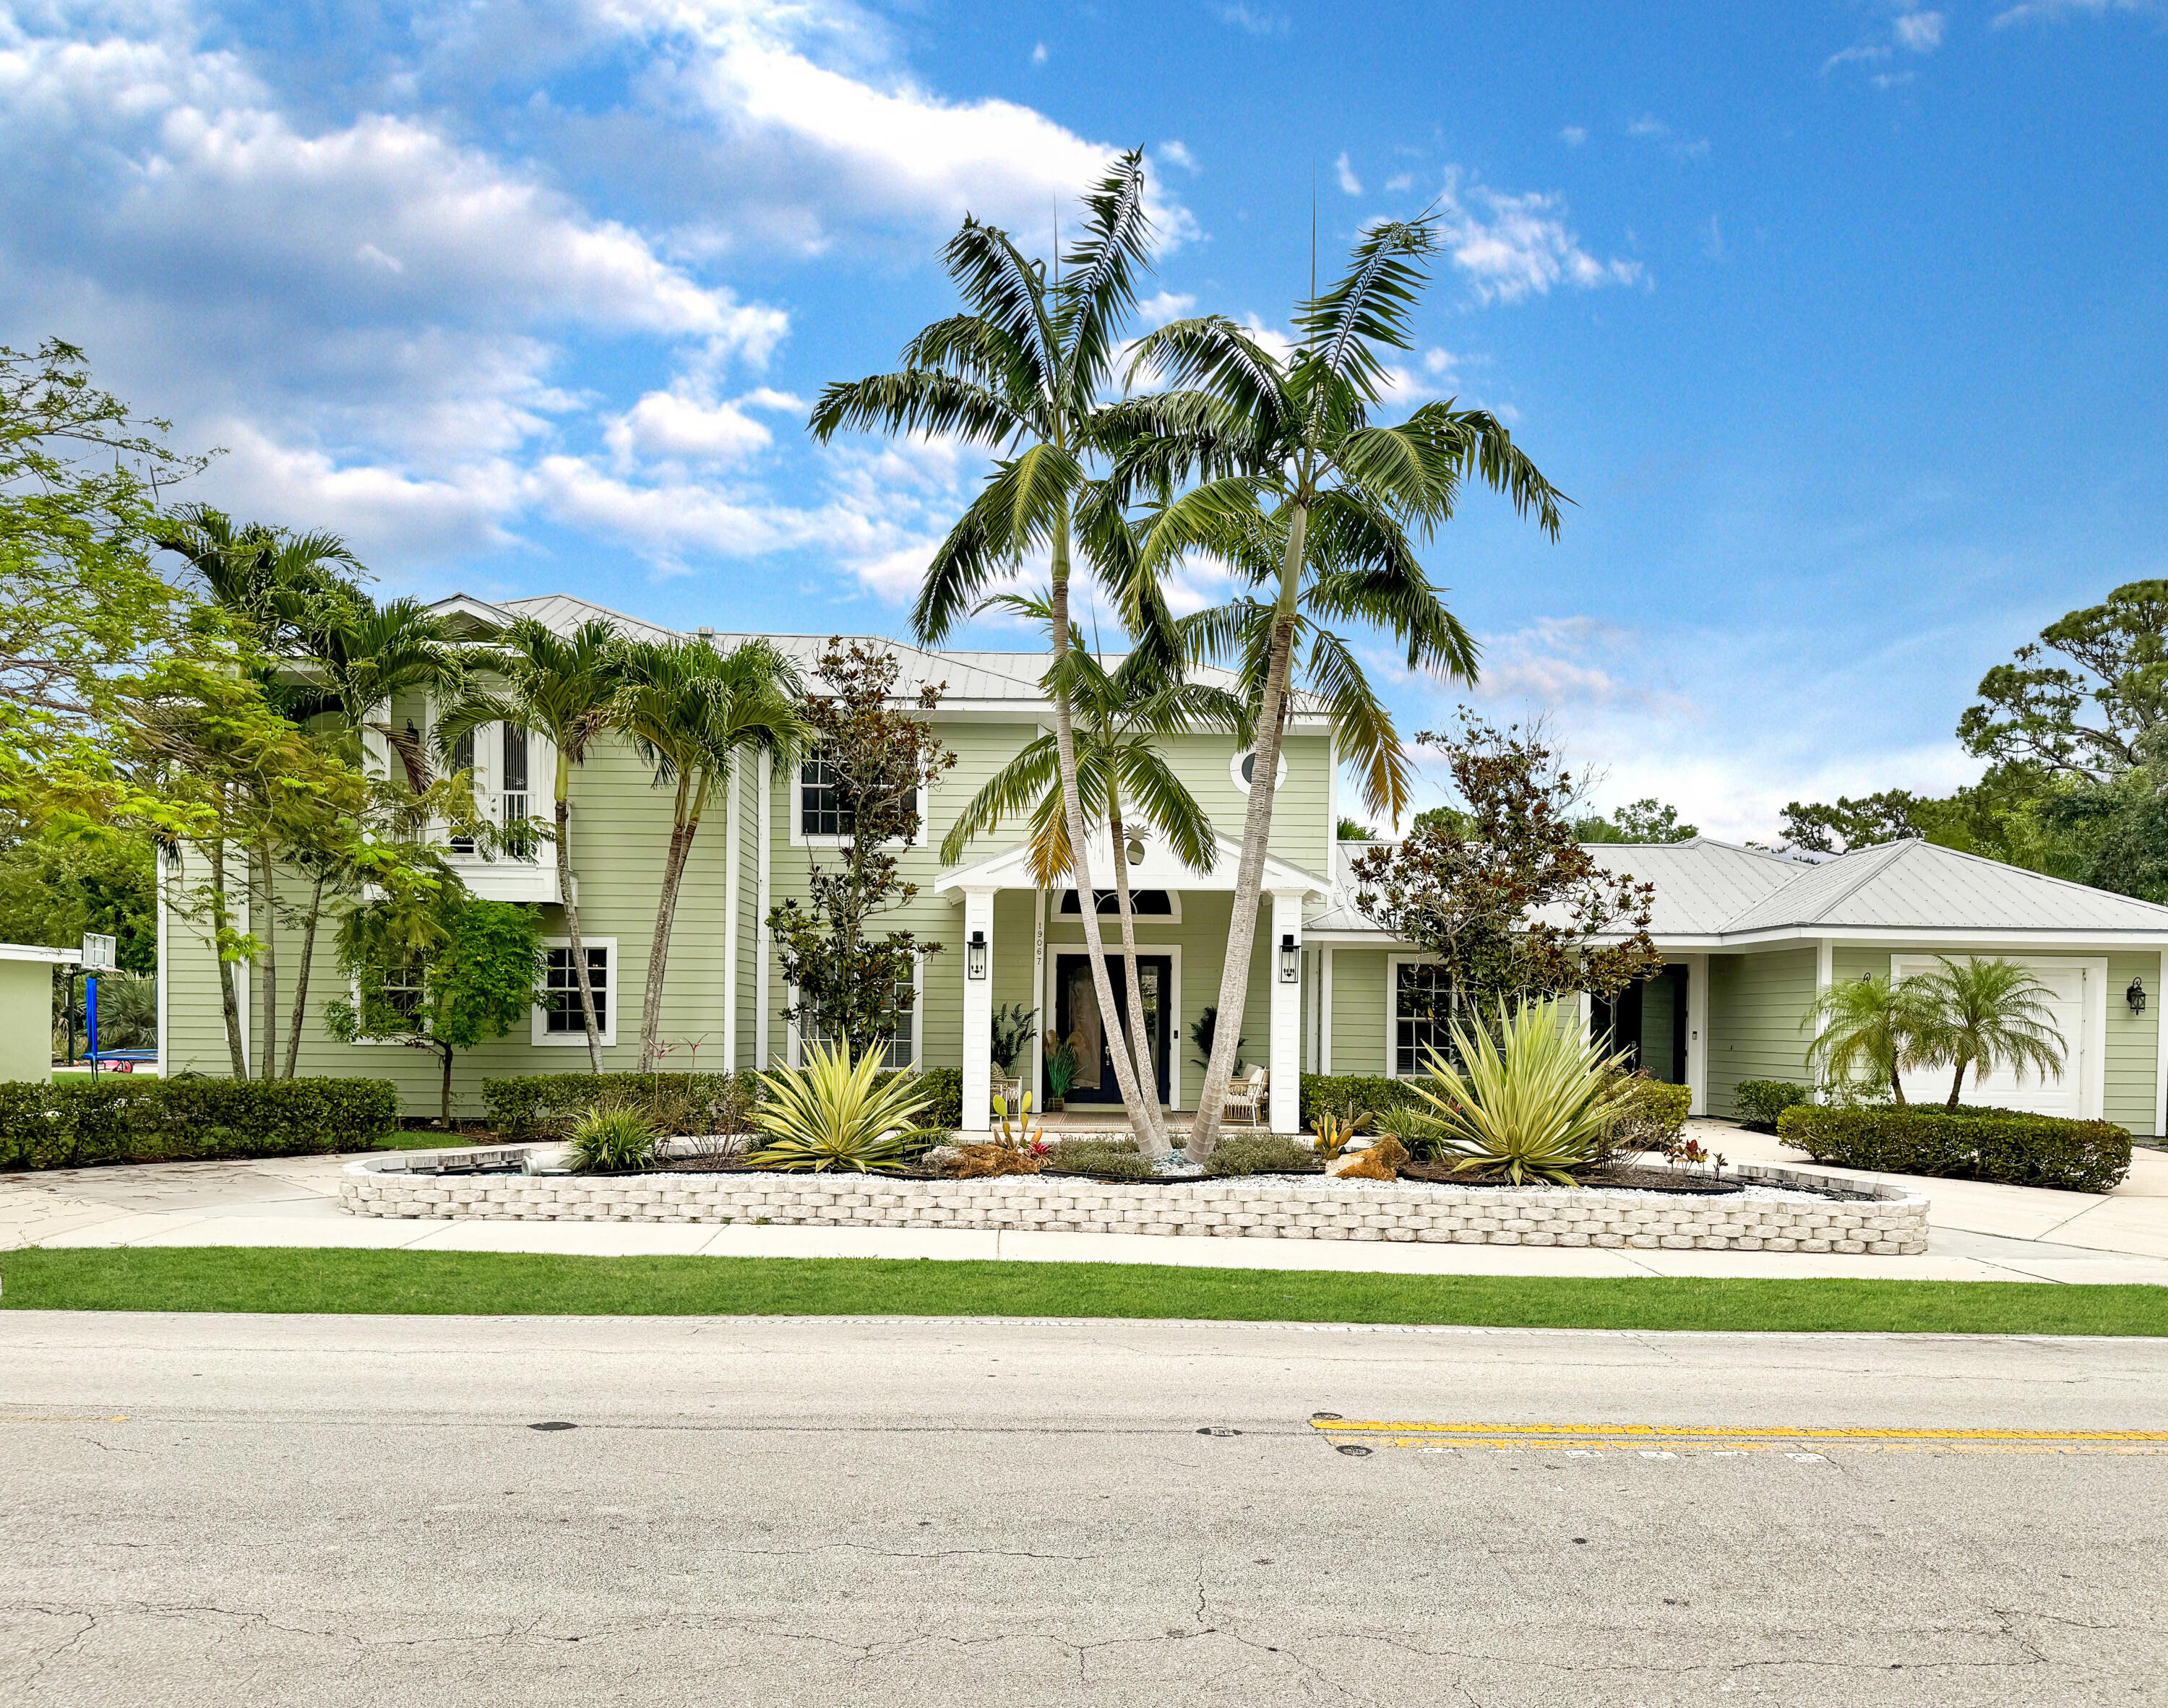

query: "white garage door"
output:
1890 955 2099 1118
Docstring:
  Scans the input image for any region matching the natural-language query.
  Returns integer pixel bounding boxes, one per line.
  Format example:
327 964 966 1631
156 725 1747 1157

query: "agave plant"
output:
747 1040 933 1173
1403 1000 1630 1186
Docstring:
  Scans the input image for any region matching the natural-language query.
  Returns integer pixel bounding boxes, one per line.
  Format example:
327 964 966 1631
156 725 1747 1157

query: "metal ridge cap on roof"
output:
1870 833 2168 919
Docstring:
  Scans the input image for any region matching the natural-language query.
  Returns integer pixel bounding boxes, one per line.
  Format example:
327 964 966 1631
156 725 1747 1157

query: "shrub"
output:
1776 1104 2131 1194
1734 1079 1810 1131
568 1108 658 1174
746 1042 929 1174
1043 1137 1155 1181
0 1077 398 1171
1398 999 1627 1186
481 1071 759 1140
1297 1074 1442 1129
1608 1077 1692 1152
1205 1134 1317 1176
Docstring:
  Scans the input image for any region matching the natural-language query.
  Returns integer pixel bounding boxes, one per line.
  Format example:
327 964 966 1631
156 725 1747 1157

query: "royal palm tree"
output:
942 598 1249 1152
809 152 1186 1139
612 634 808 1070
439 616 623 1071
1803 974 1940 1105
1120 221 1567 1157
1916 955 2066 1110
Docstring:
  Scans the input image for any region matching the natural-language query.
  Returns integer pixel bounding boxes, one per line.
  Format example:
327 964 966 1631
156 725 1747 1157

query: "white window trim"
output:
1055 887 1184 923
533 936 618 1048
344 969 426 1048
1231 747 1289 795
786 954 926 1071
1385 953 1450 1079
788 754 932 850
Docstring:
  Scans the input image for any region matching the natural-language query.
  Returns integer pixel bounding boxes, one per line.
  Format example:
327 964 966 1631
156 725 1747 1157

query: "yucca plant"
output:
569 1107 658 1175
747 1040 933 1173
1403 1000 1630 1186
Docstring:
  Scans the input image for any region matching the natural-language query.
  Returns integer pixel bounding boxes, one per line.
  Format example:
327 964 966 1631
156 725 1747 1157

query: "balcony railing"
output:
448 791 540 861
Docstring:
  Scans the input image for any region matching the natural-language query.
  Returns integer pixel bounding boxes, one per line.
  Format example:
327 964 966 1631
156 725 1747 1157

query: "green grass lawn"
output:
2 1246 2164 1334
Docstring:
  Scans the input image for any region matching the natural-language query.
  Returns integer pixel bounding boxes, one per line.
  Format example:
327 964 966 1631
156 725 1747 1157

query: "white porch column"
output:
1320 946 1334 1074
1269 889 1303 1133
1684 952 1710 1116
961 887 996 1132
1812 937 1835 1102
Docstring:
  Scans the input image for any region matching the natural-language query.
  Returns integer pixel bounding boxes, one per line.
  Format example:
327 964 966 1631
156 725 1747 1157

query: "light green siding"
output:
0 959 53 1081
1323 946 1391 1077
1640 968 1678 1080
1706 947 1818 1118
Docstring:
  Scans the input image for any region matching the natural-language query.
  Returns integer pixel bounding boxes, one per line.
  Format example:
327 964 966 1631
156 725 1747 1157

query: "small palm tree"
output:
1121 220 1567 1158
1802 975 1939 1105
941 601 1249 1152
612 635 807 1070
1915 955 2066 1110
439 616 624 1071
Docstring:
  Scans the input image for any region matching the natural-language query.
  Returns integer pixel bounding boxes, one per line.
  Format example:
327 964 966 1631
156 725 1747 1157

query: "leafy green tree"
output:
766 640 956 1064
809 152 1180 1142
1802 974 1939 1105
1778 790 1927 855
440 616 623 1070
1124 221 1565 1156
0 829 157 972
1959 581 2168 780
1350 715 1661 1028
328 887 545 1127
941 603 1247 1152
1335 817 1375 841
612 634 806 1070
1578 798 1698 844
1913 954 2066 1110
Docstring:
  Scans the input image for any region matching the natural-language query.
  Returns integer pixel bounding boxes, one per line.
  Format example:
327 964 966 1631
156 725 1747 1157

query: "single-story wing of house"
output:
1308 834 2168 1134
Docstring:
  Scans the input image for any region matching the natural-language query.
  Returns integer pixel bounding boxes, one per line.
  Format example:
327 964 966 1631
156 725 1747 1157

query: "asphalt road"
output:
4 1313 2167 1707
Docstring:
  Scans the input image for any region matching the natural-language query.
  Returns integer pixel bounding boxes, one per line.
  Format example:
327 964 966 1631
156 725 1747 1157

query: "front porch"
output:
938 831 1328 1134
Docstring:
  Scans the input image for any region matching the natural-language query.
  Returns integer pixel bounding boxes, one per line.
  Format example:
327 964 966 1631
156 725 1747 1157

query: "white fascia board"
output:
0 941 84 964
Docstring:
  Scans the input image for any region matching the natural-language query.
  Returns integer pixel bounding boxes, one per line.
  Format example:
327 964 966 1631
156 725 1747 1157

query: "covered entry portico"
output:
938 832 1327 1134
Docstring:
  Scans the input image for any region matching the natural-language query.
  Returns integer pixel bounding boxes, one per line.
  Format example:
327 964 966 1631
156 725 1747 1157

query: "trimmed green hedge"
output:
1776 1103 2132 1194
1735 1079 1810 1130
1612 1077 1692 1150
0 1077 399 1170
481 1066 965 1139
1297 1074 1442 1129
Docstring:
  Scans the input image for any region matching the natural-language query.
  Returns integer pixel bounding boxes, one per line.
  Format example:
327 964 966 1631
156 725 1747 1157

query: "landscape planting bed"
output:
342 1155 1930 1254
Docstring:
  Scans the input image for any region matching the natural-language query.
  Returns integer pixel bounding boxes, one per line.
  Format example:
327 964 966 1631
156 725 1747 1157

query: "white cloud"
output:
1135 290 1198 327
1560 125 1588 147
1334 151 1362 196
1895 10 1947 49
1434 170 1643 303
1383 171 1414 192
1422 347 1460 378
1213 4 1289 35
1995 0 2157 22
603 387 805 471
1156 139 1200 175
1625 113 1710 160
1030 40 1048 64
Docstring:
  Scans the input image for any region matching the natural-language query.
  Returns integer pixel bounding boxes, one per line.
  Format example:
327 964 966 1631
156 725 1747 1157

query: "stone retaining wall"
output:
340 1163 1929 1254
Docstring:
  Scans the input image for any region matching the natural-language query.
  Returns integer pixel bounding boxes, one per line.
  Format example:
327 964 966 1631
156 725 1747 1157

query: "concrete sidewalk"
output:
5 1123 2167 1282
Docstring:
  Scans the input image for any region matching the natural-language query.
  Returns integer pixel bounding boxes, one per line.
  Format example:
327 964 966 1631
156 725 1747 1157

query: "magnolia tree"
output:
766 640 958 1063
1350 715 1661 1032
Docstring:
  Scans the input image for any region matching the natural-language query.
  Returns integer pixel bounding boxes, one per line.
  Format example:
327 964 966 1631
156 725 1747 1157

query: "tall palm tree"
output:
439 616 623 1071
1121 221 1567 1157
152 506 366 1079
612 634 808 1071
1802 974 1939 1105
942 598 1249 1152
809 152 1184 1141
1916 955 2066 1110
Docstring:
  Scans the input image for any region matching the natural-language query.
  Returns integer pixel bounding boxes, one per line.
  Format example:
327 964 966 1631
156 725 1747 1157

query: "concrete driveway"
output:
3 1311 2165 1707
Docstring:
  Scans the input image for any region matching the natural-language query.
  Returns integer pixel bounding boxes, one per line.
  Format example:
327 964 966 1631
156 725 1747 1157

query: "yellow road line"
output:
1310 1419 2168 1443
1333 1435 2168 1455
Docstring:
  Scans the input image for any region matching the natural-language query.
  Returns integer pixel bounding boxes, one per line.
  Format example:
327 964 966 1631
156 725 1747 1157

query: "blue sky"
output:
4 0 2162 837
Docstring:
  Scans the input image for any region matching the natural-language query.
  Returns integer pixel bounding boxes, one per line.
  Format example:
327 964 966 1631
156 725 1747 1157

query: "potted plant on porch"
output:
1043 1029 1080 1113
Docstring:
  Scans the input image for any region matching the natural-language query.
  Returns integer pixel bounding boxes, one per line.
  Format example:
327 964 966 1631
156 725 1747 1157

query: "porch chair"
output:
1221 1066 1269 1129
994 1076 1025 1118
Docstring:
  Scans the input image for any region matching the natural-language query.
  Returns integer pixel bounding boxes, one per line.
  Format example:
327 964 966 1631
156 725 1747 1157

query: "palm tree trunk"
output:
1104 787 1174 1152
1946 1055 1968 1111
1046 514 1163 1156
1889 1066 1908 1106
207 834 248 1079
1189 502 1308 1160
554 754 603 1072
283 867 327 1079
253 840 277 1083
439 1040 455 1129
640 775 697 1071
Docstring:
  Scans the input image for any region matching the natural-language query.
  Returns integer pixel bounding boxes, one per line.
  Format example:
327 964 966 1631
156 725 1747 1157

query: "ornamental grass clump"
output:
568 1107 659 1174
747 1040 931 1174
1403 999 1630 1186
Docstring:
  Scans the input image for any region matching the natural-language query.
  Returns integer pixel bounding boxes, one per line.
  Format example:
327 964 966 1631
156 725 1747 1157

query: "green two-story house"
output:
157 592 2168 1136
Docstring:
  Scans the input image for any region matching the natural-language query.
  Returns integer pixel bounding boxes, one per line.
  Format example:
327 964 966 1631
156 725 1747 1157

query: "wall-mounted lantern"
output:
1278 932 1299 983
967 929 988 980
2129 976 2147 1017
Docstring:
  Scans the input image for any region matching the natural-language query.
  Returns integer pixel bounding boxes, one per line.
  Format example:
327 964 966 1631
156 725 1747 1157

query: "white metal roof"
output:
0 941 82 965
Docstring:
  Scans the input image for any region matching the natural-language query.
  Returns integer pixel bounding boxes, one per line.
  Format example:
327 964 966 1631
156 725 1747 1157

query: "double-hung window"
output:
535 939 615 1047
792 971 918 1071
1392 960 1454 1077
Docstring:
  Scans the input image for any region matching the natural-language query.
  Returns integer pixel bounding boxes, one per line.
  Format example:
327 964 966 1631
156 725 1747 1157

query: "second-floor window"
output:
799 753 850 840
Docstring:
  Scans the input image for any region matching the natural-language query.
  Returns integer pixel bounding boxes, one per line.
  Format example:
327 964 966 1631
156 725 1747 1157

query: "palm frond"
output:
807 368 1026 449
1294 220 1437 397
1303 624 1411 821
